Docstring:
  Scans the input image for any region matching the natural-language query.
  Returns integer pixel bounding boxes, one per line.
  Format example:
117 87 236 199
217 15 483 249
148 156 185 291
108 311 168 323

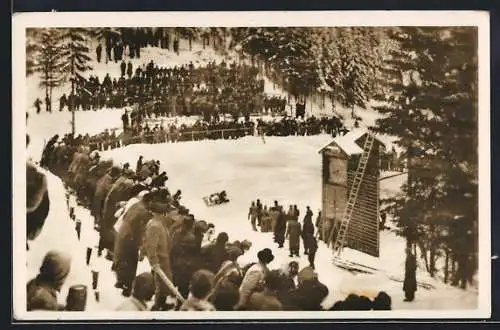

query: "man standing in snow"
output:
285 215 301 257
34 98 42 114
127 61 133 79
96 43 102 63
120 60 127 77
302 206 314 255
403 248 417 302
121 110 129 131
248 201 258 231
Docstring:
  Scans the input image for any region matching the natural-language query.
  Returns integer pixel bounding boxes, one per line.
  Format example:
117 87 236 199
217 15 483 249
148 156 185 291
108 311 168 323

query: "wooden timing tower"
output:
318 130 385 258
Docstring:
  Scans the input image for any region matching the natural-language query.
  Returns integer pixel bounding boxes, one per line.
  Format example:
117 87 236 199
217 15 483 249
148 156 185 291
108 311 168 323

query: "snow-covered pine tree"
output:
373 27 478 286
58 28 93 134
335 27 383 119
26 28 43 77
31 28 66 113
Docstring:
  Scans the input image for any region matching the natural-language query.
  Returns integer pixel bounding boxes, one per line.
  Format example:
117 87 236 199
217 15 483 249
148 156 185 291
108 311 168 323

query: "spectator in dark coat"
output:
27 250 71 311
274 211 287 248
120 60 126 77
151 171 168 188
127 61 133 79
211 279 240 311
276 261 299 305
285 267 328 311
136 156 143 174
403 248 417 302
171 214 198 298
285 217 301 257
113 193 152 297
96 44 102 63
91 166 120 228
308 237 318 270
302 206 314 254
201 232 229 274
246 270 283 311
180 270 216 311
143 205 174 311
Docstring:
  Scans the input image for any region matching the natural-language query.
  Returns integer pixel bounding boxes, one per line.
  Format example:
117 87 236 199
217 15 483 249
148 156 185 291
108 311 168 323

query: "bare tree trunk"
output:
418 241 430 273
444 248 449 283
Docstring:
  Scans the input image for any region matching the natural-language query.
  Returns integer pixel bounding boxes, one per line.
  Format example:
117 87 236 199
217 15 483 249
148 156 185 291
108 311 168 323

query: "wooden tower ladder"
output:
332 133 376 257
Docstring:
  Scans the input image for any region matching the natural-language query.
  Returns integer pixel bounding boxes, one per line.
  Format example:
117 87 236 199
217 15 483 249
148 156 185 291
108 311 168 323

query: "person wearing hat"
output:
201 232 229 274
27 250 72 311
276 261 299 305
116 272 155 311
171 214 198 298
235 248 274 310
113 191 153 297
245 270 283 311
91 166 121 229
142 198 174 311
285 266 329 311
180 270 216 311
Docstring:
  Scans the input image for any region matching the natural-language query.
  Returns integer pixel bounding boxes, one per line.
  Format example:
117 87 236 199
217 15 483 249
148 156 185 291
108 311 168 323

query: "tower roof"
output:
318 129 386 156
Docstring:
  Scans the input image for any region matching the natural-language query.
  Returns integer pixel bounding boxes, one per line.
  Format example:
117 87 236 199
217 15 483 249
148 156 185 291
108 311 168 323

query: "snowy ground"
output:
22 41 477 316
23 136 478 314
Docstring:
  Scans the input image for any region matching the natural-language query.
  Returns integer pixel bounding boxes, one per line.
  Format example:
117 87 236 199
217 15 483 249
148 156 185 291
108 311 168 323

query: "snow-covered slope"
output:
98 135 477 311
23 43 476 314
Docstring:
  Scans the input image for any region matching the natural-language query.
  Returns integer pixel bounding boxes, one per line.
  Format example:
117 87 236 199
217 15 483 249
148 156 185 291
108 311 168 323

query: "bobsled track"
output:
23 134 478 313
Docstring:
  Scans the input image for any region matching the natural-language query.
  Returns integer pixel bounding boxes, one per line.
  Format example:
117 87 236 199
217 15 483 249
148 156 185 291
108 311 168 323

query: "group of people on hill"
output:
37 60 265 120
95 28 180 65
248 201 319 270
28 130 397 312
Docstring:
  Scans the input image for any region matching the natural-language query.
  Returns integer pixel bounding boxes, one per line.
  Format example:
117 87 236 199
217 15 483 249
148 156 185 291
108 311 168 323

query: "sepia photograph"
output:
12 11 490 320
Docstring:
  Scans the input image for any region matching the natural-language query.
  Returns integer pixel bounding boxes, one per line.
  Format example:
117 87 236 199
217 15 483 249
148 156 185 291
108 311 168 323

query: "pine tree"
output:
373 27 478 286
31 28 66 112
58 28 93 134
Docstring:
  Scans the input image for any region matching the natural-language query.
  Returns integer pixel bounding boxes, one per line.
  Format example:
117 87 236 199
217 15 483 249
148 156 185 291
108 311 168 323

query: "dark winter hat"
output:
109 166 121 177
226 245 243 261
194 220 209 234
257 248 274 264
190 270 215 299
216 232 229 244
133 272 155 301
39 250 72 286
